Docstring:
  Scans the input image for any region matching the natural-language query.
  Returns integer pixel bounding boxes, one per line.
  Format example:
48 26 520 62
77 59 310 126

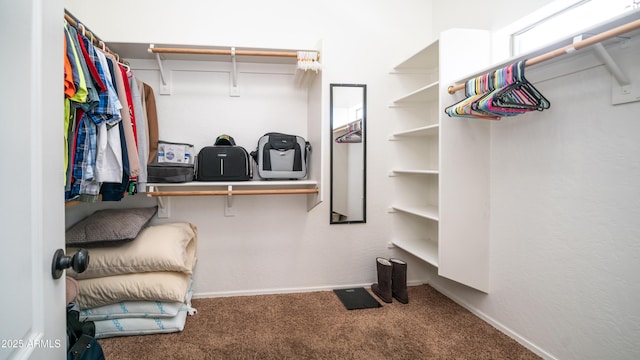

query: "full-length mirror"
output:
330 84 366 224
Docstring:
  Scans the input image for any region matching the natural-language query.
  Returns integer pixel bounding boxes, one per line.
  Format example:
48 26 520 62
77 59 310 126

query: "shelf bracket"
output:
150 44 172 95
580 37 639 105
148 186 170 218
230 47 240 97
224 185 236 217
592 42 630 87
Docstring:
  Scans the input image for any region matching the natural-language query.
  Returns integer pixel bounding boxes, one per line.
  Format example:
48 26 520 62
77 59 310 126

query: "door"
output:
0 0 66 359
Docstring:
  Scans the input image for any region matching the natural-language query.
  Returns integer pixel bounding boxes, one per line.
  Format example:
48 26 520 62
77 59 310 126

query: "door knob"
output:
51 248 90 279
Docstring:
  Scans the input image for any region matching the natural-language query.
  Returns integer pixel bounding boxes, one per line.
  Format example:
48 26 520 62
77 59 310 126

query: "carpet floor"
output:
98 284 540 359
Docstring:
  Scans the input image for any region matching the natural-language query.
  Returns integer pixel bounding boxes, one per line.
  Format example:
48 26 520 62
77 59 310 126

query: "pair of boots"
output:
371 257 408 304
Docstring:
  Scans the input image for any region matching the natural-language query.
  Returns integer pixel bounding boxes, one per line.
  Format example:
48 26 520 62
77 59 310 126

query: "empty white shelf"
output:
390 124 439 138
391 238 439 267
392 39 439 72
391 204 439 221
390 169 439 176
391 81 439 104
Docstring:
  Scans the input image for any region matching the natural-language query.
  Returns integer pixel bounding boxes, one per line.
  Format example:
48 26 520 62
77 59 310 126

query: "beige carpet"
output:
98 285 540 359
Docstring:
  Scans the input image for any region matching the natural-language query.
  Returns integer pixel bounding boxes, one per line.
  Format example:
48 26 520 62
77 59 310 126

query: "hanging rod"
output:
64 9 127 65
448 18 640 95
333 119 362 134
147 188 319 197
148 46 300 58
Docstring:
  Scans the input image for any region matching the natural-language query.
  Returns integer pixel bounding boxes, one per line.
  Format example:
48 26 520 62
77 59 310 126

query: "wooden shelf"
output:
147 180 317 192
391 238 439 267
391 204 439 221
109 42 301 65
146 180 319 218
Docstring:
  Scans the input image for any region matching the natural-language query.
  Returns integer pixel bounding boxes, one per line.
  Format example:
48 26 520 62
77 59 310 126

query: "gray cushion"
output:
65 207 158 246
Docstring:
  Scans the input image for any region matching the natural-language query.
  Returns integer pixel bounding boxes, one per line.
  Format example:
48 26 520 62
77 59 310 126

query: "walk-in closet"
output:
2 1 639 359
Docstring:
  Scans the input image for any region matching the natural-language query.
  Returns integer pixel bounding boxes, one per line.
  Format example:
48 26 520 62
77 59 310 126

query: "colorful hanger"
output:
445 60 550 120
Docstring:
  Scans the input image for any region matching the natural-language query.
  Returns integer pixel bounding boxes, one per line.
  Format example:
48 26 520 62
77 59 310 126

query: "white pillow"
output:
76 271 191 309
79 279 194 320
68 222 197 279
92 288 195 339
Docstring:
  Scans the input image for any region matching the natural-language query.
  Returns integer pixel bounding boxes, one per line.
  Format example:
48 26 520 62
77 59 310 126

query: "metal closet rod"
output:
64 9 127 64
448 17 640 95
148 46 305 58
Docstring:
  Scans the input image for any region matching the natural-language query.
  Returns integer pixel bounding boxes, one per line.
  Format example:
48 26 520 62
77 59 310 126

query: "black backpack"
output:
67 307 105 360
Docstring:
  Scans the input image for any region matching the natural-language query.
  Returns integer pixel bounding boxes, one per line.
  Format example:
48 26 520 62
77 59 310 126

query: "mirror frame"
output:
330 83 367 224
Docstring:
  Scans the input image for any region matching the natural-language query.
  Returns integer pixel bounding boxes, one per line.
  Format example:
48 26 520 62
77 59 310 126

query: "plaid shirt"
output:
68 42 123 200
83 36 122 126
69 112 98 198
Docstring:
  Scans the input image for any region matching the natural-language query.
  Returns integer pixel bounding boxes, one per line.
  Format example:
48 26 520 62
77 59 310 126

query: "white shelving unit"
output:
390 29 493 293
389 38 441 266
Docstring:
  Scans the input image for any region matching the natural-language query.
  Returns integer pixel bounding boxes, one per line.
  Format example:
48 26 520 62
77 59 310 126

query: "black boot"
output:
371 257 392 303
390 258 408 304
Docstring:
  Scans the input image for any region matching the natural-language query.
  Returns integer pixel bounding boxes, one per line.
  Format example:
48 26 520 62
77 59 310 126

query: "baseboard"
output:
426 281 558 360
192 280 425 299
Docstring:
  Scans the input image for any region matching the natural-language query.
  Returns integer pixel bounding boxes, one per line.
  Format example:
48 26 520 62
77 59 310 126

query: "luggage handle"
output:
250 134 311 158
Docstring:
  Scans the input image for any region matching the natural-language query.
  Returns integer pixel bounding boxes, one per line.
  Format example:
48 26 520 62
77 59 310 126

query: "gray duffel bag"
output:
251 132 311 179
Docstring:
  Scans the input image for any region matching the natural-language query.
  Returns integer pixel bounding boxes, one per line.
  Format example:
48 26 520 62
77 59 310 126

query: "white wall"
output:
63 0 435 296
431 0 556 34
429 8 640 360
433 38 640 360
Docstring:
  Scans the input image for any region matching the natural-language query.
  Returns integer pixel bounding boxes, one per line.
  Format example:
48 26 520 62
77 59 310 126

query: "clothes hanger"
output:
472 64 532 117
335 129 362 143
335 119 363 143
114 53 131 73
470 60 550 118
119 62 131 74
78 23 86 37
444 77 501 120
446 59 550 120
491 60 550 111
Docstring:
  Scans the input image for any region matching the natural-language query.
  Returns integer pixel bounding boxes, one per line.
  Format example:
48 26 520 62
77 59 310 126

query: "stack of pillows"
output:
65 206 198 338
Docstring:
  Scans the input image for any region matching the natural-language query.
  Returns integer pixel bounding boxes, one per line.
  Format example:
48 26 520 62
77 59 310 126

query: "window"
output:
512 0 638 56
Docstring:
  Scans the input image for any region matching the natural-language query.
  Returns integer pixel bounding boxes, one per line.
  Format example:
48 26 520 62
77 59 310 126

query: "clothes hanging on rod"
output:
444 60 550 120
334 119 362 143
64 11 159 203
64 10 127 66
295 51 322 88
335 130 362 143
